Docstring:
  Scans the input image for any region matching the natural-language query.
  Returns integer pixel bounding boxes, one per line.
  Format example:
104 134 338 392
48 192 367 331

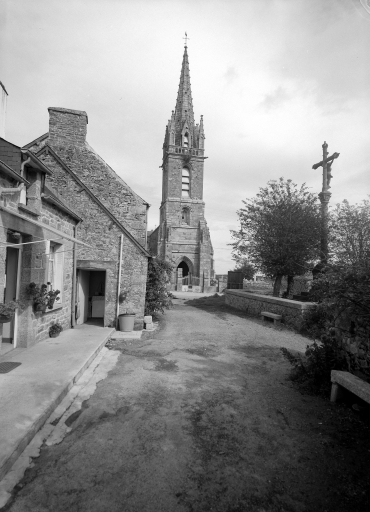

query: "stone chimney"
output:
48 107 88 146
0 82 8 139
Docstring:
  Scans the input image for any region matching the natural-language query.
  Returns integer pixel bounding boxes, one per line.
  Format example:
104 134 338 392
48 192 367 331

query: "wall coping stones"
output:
331 370 370 404
225 290 316 330
225 290 316 310
48 107 88 123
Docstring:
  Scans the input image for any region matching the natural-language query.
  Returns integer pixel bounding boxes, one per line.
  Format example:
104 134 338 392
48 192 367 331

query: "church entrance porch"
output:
175 261 202 292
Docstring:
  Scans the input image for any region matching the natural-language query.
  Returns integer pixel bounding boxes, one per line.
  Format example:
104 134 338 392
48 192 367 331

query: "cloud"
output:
260 86 291 110
267 0 370 113
223 66 238 85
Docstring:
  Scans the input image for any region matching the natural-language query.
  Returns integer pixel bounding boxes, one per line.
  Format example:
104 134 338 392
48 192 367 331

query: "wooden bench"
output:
260 311 282 325
330 370 370 404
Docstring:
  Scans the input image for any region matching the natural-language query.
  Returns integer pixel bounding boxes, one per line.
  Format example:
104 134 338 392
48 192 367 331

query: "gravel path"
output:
3 295 369 512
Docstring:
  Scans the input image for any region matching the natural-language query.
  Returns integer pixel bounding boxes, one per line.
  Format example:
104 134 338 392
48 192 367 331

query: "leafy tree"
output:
231 178 321 296
145 258 174 317
232 257 255 281
329 198 370 265
309 261 370 331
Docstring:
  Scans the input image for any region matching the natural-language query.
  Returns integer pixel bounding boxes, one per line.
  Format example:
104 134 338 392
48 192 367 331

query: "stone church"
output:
148 45 214 291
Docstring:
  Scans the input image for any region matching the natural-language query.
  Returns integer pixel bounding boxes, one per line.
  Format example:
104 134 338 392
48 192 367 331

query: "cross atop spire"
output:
183 32 189 47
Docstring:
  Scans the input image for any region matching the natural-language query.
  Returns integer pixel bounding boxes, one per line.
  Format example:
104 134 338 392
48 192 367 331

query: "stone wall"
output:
225 290 315 331
17 235 74 348
153 148 213 288
0 164 77 352
32 150 148 327
147 227 159 256
31 108 148 246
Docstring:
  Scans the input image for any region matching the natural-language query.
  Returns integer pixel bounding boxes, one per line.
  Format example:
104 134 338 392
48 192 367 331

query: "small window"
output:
182 168 190 197
47 242 64 305
181 207 190 224
19 169 28 205
183 132 189 147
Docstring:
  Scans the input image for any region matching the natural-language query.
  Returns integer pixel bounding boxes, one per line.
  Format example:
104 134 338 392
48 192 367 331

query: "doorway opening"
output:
178 261 192 287
76 270 106 326
178 261 189 278
2 233 21 354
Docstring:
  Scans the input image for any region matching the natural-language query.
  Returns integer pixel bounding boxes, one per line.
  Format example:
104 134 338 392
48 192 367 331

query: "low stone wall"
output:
225 290 316 330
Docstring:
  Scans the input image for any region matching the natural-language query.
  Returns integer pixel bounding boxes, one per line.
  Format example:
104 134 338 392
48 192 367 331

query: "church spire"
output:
163 42 204 151
174 46 195 133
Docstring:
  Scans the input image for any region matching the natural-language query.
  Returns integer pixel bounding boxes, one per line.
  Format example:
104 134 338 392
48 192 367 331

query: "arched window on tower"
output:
181 207 190 224
183 132 189 147
182 168 190 197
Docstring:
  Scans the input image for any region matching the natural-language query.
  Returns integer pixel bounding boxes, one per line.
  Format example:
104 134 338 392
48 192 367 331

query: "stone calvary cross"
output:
312 142 340 265
312 143 340 192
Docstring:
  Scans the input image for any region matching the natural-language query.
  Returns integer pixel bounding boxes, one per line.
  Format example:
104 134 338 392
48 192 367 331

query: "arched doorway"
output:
177 261 189 278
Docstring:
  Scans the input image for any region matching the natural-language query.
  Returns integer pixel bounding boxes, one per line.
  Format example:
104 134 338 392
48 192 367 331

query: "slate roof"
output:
0 138 22 172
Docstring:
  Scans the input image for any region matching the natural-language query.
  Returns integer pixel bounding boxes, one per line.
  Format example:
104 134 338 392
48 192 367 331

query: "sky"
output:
1 0 369 274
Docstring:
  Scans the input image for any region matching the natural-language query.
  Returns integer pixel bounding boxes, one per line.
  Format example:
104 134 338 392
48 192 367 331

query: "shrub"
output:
281 333 346 392
145 258 174 317
282 262 370 390
0 300 22 318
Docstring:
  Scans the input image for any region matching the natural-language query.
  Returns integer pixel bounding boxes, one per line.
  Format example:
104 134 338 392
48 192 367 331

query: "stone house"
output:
0 137 82 355
23 107 150 330
148 46 214 291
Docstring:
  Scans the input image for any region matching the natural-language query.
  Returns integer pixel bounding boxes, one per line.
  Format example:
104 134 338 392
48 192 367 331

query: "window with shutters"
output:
47 242 64 305
182 168 190 197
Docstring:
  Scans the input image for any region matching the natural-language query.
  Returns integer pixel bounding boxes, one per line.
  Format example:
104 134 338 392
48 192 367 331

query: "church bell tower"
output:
148 42 214 291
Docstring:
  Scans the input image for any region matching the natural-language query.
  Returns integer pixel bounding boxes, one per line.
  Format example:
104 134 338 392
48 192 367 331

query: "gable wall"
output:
36 152 147 326
30 108 148 247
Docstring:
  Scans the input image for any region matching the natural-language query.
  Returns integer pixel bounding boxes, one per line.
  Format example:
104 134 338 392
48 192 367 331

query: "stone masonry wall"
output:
225 290 316 331
37 108 148 246
17 235 74 348
156 151 213 285
17 192 77 347
0 167 77 350
163 155 204 202
147 227 159 256
34 151 147 327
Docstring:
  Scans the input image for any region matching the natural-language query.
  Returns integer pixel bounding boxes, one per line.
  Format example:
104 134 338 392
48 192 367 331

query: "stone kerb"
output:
225 290 316 330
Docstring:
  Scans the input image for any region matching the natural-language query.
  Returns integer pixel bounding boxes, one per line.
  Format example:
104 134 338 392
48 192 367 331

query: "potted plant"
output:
0 300 21 323
26 282 60 312
49 322 63 338
118 289 136 332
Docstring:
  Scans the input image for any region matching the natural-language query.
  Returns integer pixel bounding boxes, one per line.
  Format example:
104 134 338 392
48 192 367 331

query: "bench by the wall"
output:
225 290 315 331
260 311 282 325
330 370 370 404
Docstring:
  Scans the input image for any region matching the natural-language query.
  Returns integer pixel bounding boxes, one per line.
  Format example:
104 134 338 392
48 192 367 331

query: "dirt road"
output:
3 295 370 512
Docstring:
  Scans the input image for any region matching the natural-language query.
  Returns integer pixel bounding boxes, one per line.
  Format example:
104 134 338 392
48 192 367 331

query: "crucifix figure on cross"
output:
312 142 340 266
312 142 340 191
